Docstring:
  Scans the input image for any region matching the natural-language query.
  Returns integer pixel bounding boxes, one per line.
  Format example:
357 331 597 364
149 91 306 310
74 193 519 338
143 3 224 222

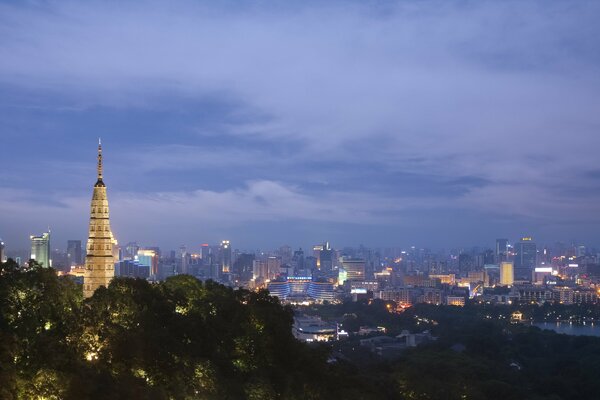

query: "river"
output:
532 322 600 337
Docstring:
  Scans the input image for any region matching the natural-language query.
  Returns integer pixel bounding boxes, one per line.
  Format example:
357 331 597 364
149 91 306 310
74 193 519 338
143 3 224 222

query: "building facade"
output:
30 231 51 267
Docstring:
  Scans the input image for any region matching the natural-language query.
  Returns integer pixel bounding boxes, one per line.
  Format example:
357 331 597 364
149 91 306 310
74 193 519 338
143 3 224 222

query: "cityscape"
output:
2 1 600 399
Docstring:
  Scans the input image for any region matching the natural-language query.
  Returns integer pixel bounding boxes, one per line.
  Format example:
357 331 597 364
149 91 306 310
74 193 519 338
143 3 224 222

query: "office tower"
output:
313 242 333 272
137 249 159 276
458 253 474 275
233 253 255 281
0 238 4 262
84 140 115 298
500 261 514 286
220 240 231 273
482 249 495 265
340 257 366 281
514 237 536 281
267 256 282 279
30 231 51 267
201 244 210 264
252 259 268 281
124 242 140 260
291 248 305 273
278 245 292 265
67 240 82 267
179 245 188 274
495 239 508 263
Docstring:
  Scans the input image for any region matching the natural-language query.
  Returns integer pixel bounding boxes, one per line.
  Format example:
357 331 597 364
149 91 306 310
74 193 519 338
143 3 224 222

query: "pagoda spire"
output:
95 138 105 187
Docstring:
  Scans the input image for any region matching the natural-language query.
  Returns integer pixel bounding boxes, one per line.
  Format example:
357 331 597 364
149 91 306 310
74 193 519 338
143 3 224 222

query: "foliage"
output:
0 259 359 399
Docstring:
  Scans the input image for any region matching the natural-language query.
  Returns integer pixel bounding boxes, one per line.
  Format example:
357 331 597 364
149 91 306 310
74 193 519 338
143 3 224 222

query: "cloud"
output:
1 1 600 249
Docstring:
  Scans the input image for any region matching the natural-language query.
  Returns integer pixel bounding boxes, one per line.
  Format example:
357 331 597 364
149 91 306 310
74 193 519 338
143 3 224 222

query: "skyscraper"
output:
137 249 159 277
83 140 115 298
514 237 536 281
67 240 82 267
499 261 514 286
220 240 231 274
495 239 508 263
340 257 366 281
0 238 4 263
30 231 51 267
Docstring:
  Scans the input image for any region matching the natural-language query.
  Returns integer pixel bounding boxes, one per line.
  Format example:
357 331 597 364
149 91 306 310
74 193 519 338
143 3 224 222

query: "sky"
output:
1 0 600 253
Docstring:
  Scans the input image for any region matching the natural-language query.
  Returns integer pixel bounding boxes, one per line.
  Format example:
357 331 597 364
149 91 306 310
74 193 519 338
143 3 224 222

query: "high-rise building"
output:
313 242 333 272
67 240 82 267
458 253 474 275
137 249 159 277
220 240 231 274
291 248 305 273
123 242 139 260
252 259 269 281
496 239 509 263
514 237 536 281
30 231 51 267
201 244 210 264
267 256 282 279
340 257 366 281
500 261 514 286
233 253 255 281
0 238 5 263
84 140 115 298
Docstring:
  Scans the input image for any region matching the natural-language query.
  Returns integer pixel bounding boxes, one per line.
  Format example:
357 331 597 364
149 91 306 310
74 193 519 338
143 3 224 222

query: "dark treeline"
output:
0 259 378 399
2 258 600 399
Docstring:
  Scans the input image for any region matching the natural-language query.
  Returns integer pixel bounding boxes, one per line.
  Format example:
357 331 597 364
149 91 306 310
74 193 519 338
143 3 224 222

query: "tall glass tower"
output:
83 140 115 298
30 231 51 267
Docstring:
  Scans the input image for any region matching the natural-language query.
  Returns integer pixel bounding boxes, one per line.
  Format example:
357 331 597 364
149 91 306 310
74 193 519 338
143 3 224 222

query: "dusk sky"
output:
2 1 600 252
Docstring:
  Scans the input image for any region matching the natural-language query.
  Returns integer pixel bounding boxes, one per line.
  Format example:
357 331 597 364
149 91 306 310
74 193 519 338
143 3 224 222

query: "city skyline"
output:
2 1 600 250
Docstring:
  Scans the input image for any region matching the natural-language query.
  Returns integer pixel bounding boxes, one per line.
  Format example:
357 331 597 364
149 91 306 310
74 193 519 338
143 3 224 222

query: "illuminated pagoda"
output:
83 139 116 298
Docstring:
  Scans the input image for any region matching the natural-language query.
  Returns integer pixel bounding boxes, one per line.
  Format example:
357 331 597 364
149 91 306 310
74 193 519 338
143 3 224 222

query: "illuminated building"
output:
404 275 437 288
117 259 150 279
340 257 365 281
252 259 268 281
266 277 334 303
267 279 290 299
30 231 51 267
446 296 466 306
378 288 416 305
137 249 159 276
429 274 456 285
0 239 5 262
293 315 337 342
533 266 553 284
220 240 231 273
67 240 82 267
83 140 116 298
500 261 514 286
514 237 536 281
267 256 282 279
201 244 210 264
313 242 333 272
517 286 553 303
307 280 335 302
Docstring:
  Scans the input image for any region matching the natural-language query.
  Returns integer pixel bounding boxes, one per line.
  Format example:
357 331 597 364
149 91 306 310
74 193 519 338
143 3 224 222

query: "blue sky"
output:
1 1 600 252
